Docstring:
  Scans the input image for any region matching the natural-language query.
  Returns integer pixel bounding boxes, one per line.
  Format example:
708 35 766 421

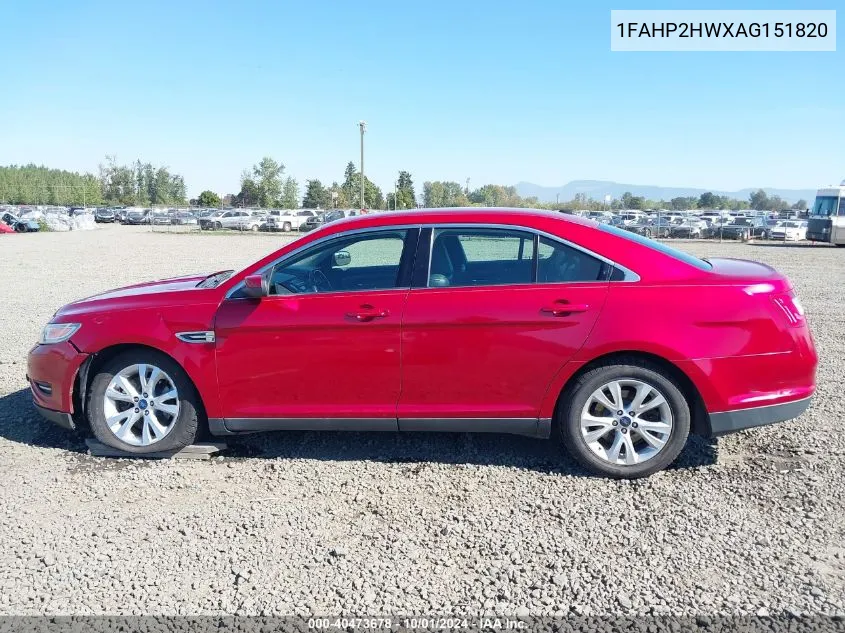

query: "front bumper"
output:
26 341 88 418
33 403 76 430
709 396 812 437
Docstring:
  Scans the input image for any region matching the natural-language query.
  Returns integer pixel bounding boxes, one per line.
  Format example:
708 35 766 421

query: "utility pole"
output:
465 177 470 195
358 121 366 210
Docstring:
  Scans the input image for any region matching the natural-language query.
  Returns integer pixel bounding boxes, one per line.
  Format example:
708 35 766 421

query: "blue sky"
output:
1 0 842 197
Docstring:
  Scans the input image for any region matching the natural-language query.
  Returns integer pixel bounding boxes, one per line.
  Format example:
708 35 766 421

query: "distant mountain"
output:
515 180 816 205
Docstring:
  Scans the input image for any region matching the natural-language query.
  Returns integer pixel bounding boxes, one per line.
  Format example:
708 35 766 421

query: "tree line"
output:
1 156 808 213
0 159 186 207
209 158 418 211
0 165 102 206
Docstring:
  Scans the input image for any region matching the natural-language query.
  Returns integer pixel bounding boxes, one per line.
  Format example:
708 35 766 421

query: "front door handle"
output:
347 304 390 322
541 302 589 317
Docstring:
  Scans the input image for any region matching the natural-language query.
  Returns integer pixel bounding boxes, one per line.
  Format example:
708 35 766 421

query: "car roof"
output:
329 207 598 230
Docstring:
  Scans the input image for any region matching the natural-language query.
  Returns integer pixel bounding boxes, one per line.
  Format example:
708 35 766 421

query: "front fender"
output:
70 303 222 418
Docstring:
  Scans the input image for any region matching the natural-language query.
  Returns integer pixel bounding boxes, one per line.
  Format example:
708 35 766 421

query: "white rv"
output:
807 181 845 246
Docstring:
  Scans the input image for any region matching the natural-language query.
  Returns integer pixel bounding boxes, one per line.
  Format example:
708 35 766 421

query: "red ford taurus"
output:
27 209 817 478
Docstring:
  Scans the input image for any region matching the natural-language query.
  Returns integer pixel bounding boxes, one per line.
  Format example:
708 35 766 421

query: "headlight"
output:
39 323 81 344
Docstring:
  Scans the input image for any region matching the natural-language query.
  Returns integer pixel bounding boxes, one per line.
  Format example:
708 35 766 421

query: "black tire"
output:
283 222 292 232
558 359 690 479
214 221 222 230
87 350 201 454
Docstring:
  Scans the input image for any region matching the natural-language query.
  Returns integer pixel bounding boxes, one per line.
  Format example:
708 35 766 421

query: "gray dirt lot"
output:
0 224 843 616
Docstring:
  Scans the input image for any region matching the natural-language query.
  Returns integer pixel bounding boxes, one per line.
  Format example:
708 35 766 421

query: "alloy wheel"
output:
102 363 180 447
579 379 673 466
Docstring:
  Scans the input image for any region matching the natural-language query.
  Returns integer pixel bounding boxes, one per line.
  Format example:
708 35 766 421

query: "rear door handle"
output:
347 305 390 322
541 302 589 317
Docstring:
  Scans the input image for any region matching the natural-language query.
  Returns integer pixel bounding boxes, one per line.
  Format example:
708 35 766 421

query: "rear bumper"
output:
709 396 811 437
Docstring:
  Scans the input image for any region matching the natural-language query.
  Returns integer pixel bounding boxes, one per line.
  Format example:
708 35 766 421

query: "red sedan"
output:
27 209 817 478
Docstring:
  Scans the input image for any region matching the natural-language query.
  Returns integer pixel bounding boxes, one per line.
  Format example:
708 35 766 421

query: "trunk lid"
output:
707 257 791 292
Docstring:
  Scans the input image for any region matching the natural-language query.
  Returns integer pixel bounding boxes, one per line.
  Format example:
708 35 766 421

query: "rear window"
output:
598 224 712 271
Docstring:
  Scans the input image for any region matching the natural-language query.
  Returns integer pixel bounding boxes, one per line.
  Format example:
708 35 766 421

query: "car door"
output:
398 227 609 433
213 227 419 429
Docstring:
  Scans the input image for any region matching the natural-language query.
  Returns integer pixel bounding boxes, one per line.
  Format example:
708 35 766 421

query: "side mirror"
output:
242 273 269 298
333 250 351 267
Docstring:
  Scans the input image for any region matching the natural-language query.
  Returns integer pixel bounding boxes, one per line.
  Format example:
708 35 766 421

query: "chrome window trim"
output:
423 223 640 288
225 220 639 299
225 225 422 299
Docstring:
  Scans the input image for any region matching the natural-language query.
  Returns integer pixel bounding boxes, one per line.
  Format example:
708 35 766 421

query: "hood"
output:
54 273 221 319
77 274 209 302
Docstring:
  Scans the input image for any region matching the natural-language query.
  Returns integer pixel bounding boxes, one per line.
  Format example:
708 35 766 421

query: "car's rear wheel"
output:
87 350 200 454
558 360 690 478
283 222 292 232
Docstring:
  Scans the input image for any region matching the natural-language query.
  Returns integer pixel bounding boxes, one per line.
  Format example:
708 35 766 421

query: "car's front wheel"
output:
558 360 690 478
87 350 200 453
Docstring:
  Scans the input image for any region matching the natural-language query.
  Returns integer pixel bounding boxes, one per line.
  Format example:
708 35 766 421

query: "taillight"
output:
771 292 805 327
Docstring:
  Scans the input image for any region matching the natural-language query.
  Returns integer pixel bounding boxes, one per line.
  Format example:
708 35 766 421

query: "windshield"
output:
598 224 712 271
811 196 839 217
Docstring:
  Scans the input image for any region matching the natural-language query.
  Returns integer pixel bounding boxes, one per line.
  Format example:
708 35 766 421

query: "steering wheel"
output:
308 269 333 293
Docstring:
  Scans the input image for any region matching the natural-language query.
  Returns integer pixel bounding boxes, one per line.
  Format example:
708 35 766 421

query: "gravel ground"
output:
0 224 843 617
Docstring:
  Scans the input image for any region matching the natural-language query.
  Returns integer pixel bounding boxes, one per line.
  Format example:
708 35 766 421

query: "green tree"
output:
197 190 221 207
234 170 260 207
341 161 358 205
792 199 808 210
281 177 299 209
423 180 468 208
340 162 383 209
698 192 717 209
669 197 696 211
302 179 329 208
749 189 769 210
253 156 284 207
768 195 789 211
396 171 416 209
0 165 104 206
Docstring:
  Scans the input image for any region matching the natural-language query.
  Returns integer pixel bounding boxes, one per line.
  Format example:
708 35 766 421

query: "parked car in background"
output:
769 220 808 242
124 209 150 225
0 211 40 232
323 209 361 225
718 217 768 240
264 209 317 232
617 211 645 226
625 217 677 238
150 211 172 226
114 209 128 223
28 208 817 479
95 208 116 223
199 210 250 230
669 218 708 239
300 212 325 232
171 211 197 225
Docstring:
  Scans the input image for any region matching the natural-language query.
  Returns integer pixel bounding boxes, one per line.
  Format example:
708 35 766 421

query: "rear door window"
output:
429 228 535 288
